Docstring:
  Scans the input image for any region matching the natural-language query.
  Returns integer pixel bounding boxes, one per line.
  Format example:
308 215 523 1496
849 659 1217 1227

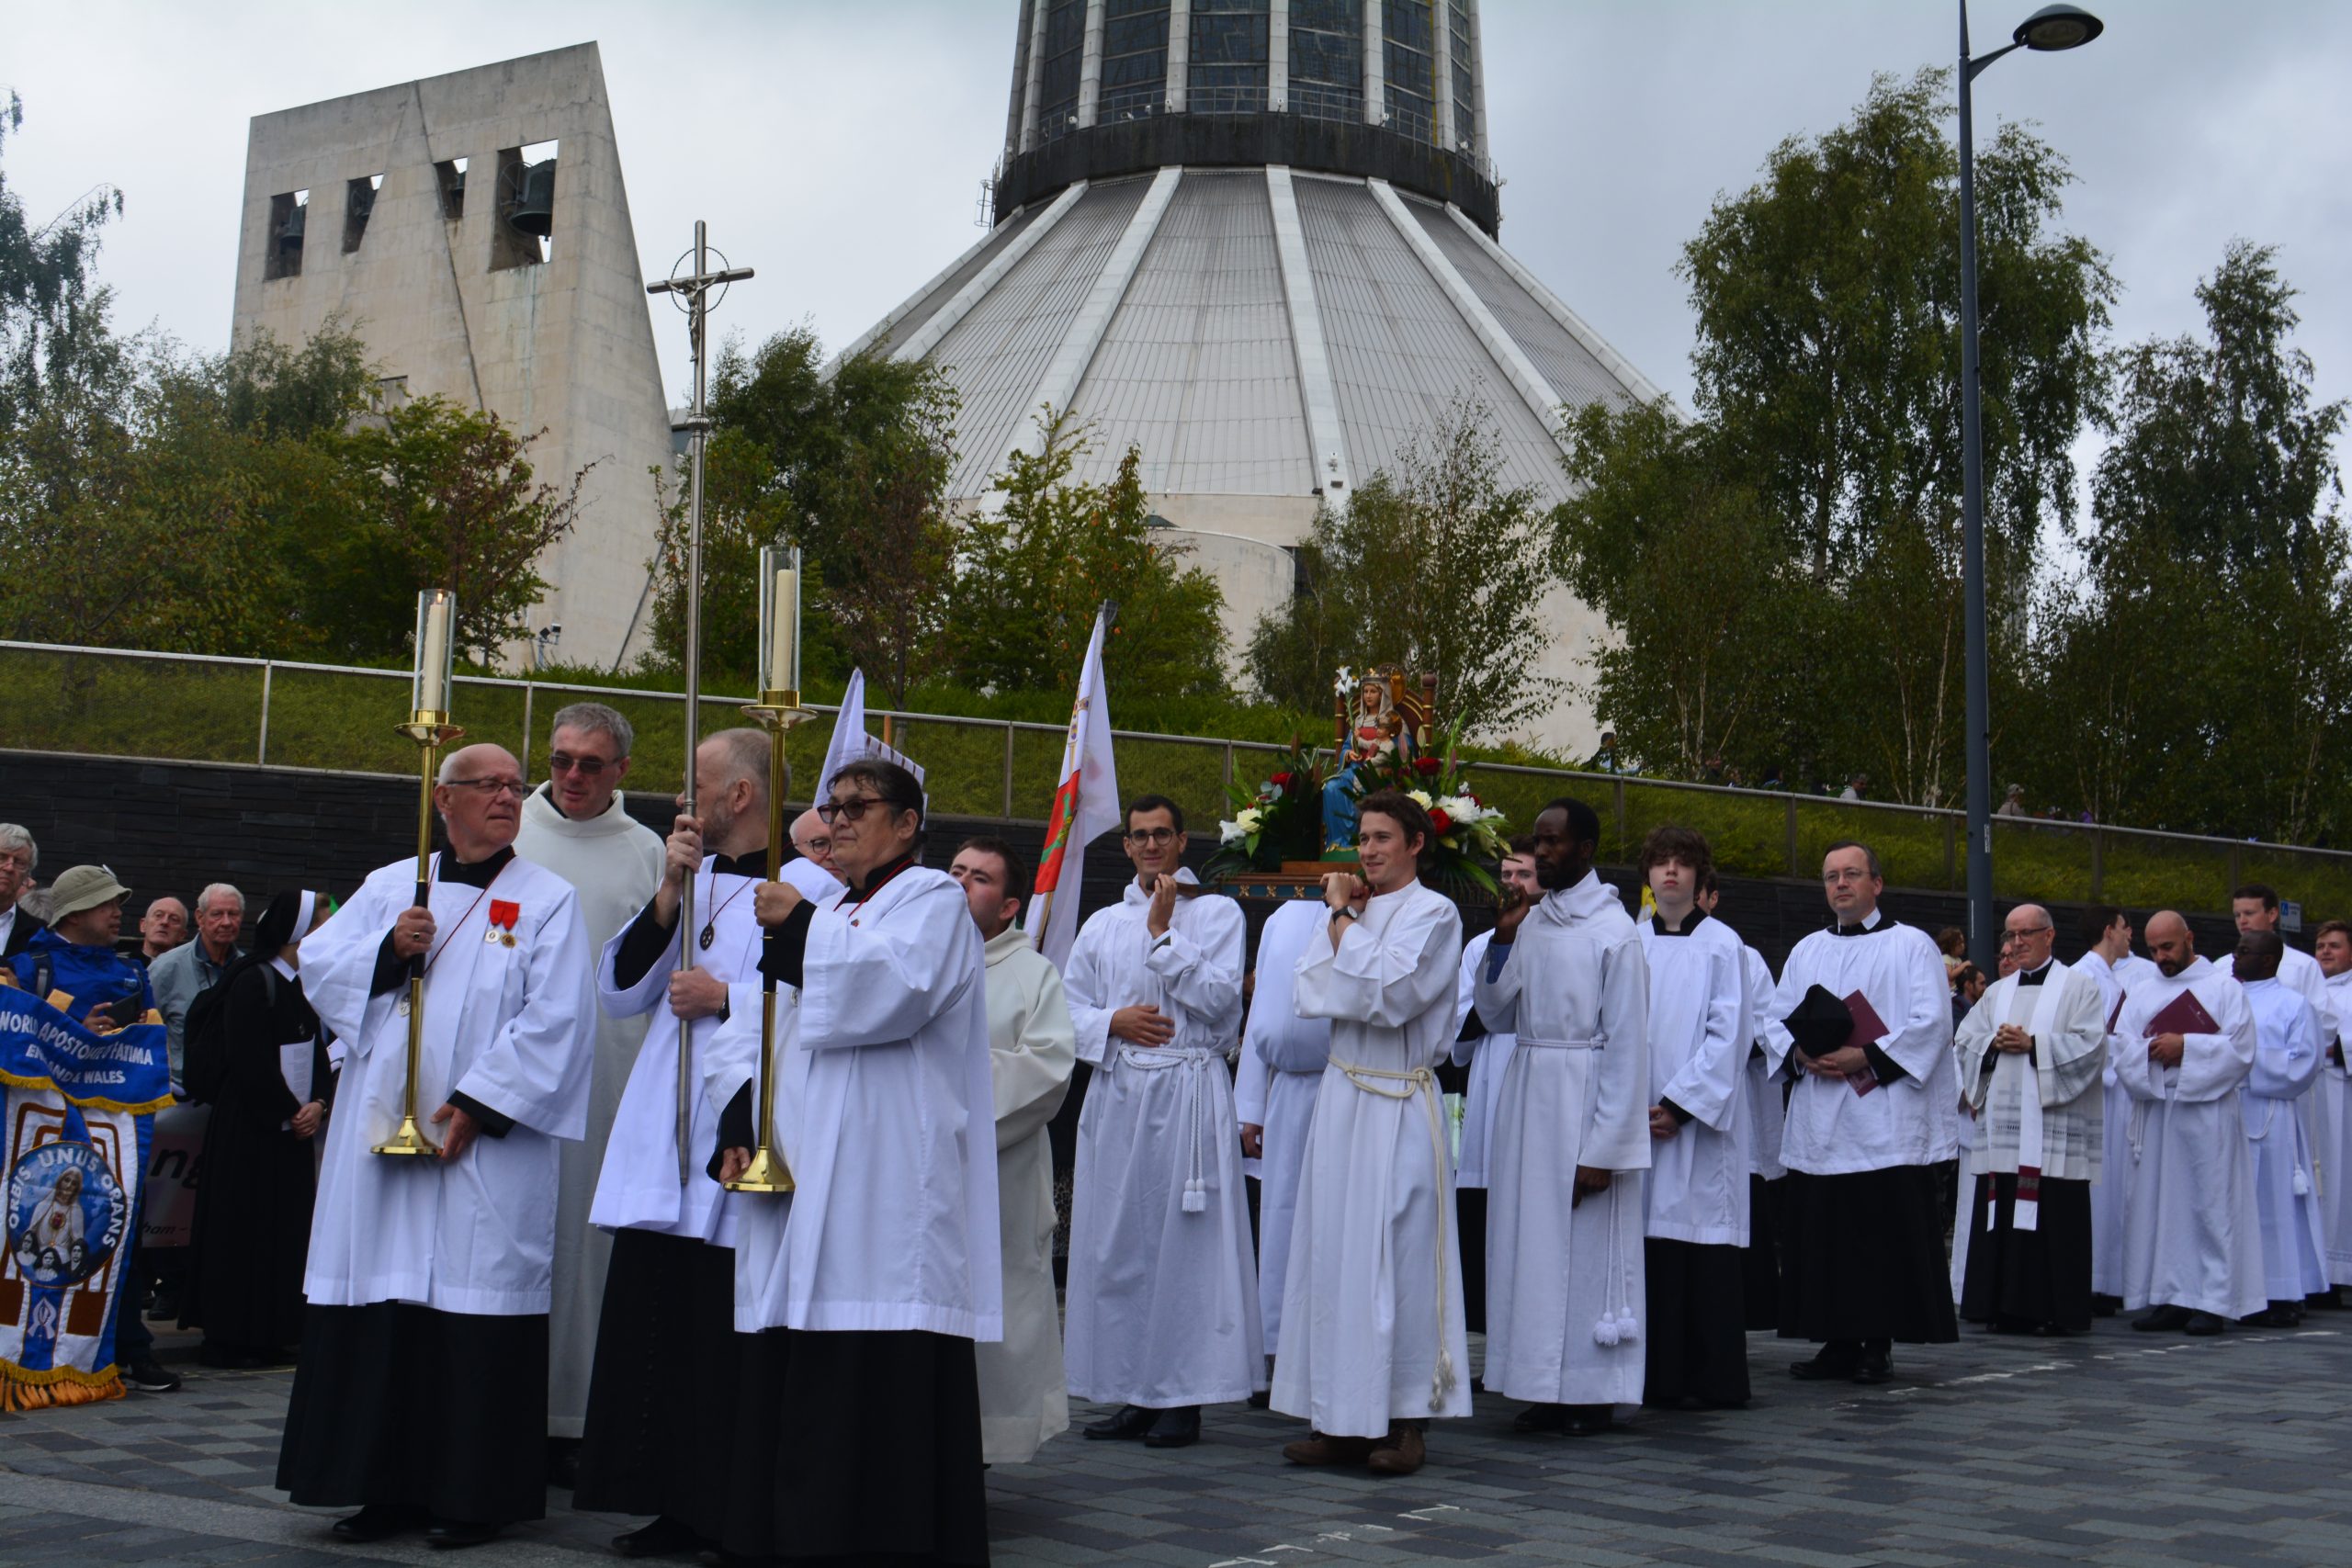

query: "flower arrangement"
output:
1340 721 1511 894
1207 742 1329 875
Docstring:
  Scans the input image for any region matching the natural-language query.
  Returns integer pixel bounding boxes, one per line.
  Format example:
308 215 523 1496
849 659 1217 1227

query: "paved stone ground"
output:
2 1316 2349 1566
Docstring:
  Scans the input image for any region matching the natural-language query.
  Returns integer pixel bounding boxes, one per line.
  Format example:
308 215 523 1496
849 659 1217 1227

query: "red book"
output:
1841 989 1888 1098
2143 988 2219 1038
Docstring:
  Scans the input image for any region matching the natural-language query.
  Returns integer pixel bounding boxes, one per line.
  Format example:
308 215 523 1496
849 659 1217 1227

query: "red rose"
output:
1414 756 1442 775
1429 808 1453 835
1271 772 1293 787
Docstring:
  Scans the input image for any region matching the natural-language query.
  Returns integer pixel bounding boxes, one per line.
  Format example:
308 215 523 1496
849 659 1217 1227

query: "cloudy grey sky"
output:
10 1 2349 452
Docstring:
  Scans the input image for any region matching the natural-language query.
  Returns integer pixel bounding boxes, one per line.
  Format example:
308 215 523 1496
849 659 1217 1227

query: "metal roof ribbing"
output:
932 176 1152 497
867 203 1042 361
1069 170 1314 496
1405 198 1641 417
1293 175 1570 501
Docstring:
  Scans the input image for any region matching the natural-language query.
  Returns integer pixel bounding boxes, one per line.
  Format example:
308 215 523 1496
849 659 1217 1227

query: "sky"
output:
9 0 2349 468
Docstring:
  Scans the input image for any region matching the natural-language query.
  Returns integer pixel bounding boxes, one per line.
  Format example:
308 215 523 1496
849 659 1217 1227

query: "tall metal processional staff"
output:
648 224 753 1182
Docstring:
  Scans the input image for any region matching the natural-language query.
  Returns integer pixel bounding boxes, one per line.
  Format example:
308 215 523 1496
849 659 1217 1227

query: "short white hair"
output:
0 824 34 868
197 883 244 915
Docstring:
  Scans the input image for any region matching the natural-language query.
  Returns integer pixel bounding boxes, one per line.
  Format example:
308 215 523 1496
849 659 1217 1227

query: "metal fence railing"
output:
8 639 2351 919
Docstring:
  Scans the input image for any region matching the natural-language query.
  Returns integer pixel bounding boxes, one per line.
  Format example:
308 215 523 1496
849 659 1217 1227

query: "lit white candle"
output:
415 590 454 715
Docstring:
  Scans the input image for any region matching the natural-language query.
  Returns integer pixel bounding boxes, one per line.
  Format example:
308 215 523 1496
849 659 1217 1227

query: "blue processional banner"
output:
0 987 170 1410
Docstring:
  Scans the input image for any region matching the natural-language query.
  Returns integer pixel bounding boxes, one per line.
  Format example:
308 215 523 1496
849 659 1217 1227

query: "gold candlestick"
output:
727 683 810 1194
379 590 460 1157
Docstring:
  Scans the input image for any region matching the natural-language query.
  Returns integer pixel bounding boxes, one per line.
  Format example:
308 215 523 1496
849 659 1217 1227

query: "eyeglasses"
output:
1998 927 2054 946
547 752 616 777
792 837 831 856
1125 828 1181 846
817 795 894 826
446 777 528 798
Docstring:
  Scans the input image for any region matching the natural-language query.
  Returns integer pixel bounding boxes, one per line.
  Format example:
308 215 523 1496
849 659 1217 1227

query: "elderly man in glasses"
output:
278 742 597 1550
1952 904 2109 1337
513 702 665 1486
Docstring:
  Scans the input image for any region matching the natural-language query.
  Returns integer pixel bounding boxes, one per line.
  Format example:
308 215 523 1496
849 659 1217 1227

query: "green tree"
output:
1247 396 1557 740
0 93 126 435
952 408 1227 698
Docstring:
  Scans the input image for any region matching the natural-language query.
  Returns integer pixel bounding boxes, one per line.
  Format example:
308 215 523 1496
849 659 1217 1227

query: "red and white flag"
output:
1023 609 1120 968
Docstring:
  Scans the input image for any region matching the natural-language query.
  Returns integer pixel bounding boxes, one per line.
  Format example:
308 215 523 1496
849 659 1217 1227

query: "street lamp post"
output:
1957 1 2102 972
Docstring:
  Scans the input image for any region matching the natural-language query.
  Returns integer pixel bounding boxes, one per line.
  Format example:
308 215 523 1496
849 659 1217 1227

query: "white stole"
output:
1990 968 2072 1232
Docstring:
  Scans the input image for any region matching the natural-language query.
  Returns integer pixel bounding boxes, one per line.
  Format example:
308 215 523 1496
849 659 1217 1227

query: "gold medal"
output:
501 931 515 947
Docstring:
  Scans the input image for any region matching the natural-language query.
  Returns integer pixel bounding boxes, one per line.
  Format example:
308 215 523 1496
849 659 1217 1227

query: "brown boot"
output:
1365 1422 1426 1476
1281 1431 1375 1466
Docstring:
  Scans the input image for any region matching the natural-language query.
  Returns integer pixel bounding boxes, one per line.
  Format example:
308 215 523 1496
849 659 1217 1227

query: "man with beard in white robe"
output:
711 759 1000 1566
2215 884 2336 1179
948 836 1077 1466
1636 829 1751 1410
2315 920 2352 1303
572 728 831 1558
1762 841 1959 1387
512 701 664 1486
1702 877 1785 1329
1235 897 1333 1390
1450 838 1538 1348
2075 905 2162 1314
1277 790 1466 1474
1473 797 1651 1438
2229 931 2330 1325
280 744 596 1549
2116 912 2264 1335
1953 905 2107 1336
1064 795 1259 1450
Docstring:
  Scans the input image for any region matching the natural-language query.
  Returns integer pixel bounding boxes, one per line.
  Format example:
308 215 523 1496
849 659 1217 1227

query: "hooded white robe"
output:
1235 898 1330 1358
301 852 596 1314
2238 977 2329 1301
1276 880 1469 1436
514 783 663 1438
1062 874 1260 1405
977 922 1076 1464
2321 969 2352 1287
2112 957 2264 1320
1471 872 1651 1409
1450 930 1518 1190
2078 949 2162 1298
1640 912 1750 1247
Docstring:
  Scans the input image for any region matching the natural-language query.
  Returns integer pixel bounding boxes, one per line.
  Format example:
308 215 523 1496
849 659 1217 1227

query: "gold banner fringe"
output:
2 1363 125 1413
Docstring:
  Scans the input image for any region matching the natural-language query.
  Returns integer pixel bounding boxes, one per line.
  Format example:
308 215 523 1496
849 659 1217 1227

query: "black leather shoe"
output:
614 1516 706 1559
332 1504 424 1541
1789 1348 1860 1381
1083 1404 1156 1440
425 1519 501 1550
1247 1388 1271 1408
2182 1311 2226 1337
1511 1402 1566 1433
1853 1346 1894 1385
2090 1292 2123 1317
1561 1404 1613 1436
2132 1305 2190 1332
1142 1405 1201 1449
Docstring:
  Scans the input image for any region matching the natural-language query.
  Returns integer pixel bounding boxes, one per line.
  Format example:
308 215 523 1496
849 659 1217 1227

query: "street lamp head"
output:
2014 5 2103 51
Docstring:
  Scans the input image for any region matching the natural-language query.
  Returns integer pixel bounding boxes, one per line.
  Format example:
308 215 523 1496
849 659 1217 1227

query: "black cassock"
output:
181 961 331 1359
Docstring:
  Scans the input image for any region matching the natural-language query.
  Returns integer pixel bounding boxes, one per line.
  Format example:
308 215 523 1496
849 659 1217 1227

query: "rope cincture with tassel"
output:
1336 1058 1458 1411
1591 1179 1640 1348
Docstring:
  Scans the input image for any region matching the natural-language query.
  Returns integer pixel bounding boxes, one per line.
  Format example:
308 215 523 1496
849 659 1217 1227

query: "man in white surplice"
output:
1277 790 1466 1476
705 760 998 1564
2115 912 2265 1336
1064 795 1259 1451
2229 931 2330 1324
1635 828 1751 1410
1707 877 1787 1330
2076 904 2163 1312
2315 921 2352 1298
1235 897 1333 1382
1450 838 1539 1345
1473 797 1651 1438
510 701 663 1483
279 744 595 1546
948 836 1078 1466
1952 905 2107 1335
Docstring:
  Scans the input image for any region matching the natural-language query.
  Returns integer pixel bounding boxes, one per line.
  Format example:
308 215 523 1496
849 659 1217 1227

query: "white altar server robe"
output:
1761 916 1958 1175
1471 872 1651 1409
1641 913 1750 1247
2080 949 2161 1297
590 854 818 1245
1237 898 1330 1357
1451 930 1518 1190
1740 946 1786 1182
1063 875 1261 1405
707 864 1001 1340
1276 881 1468 1436
302 853 596 1315
977 923 1077 1464
2322 969 2352 1286
2217 944 2336 1146
2113 958 2264 1320
2240 978 2329 1300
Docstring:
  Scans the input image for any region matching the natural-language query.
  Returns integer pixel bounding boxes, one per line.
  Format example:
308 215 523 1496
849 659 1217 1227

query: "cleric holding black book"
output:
1758 841 1961 1385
